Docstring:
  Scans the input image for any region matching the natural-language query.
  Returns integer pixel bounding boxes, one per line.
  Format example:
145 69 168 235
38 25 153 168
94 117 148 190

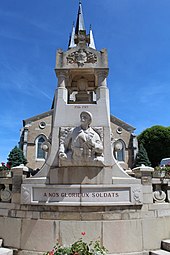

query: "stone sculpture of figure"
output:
59 111 103 163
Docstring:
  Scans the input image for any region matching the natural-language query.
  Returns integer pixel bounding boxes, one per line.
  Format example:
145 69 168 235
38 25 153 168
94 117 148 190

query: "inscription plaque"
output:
21 184 143 206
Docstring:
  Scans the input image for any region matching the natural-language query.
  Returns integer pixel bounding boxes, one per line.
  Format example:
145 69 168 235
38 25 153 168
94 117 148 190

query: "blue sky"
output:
0 0 170 162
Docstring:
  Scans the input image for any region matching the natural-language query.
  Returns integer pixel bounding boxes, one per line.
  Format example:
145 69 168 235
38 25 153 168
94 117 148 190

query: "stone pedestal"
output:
12 165 28 204
133 165 154 204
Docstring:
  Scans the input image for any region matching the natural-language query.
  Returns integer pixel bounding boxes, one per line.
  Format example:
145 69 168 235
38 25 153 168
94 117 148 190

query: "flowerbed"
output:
44 233 108 255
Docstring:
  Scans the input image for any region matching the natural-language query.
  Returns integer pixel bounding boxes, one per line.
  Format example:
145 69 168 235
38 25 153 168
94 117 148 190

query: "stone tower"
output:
21 1 142 206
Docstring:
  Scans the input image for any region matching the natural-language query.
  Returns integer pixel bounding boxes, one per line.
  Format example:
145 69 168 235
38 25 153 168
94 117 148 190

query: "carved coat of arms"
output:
67 49 97 67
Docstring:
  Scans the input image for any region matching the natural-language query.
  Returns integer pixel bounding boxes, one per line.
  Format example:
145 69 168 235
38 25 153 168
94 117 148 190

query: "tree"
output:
134 143 151 167
138 125 170 167
7 146 27 168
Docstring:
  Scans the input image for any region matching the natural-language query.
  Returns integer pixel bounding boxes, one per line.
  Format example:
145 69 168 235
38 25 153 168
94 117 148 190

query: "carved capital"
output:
95 70 109 87
56 70 69 88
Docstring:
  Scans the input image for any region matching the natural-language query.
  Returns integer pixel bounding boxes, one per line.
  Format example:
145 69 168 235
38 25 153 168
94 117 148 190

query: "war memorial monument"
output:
1 2 170 255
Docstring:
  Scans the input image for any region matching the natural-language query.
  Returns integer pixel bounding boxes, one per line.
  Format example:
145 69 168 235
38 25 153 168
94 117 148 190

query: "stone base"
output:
17 251 44 255
17 251 148 255
1 202 170 254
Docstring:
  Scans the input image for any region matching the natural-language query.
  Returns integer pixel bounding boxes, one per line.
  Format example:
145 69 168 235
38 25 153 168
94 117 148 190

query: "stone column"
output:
133 164 154 204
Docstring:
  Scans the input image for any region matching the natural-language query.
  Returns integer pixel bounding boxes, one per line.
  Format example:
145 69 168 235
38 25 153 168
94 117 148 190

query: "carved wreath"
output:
67 49 97 67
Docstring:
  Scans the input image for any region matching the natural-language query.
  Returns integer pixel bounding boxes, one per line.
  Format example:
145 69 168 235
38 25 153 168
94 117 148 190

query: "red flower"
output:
6 163 11 169
49 250 54 255
81 232 86 236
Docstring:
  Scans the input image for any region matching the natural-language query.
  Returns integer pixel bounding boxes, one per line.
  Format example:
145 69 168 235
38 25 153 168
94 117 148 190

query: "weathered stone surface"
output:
12 176 22 193
102 212 122 220
49 167 113 185
142 217 170 250
0 217 21 248
11 193 21 204
16 211 26 218
60 221 101 246
143 193 153 204
80 212 103 220
149 203 170 210
103 220 143 253
0 209 8 217
58 212 81 220
141 210 156 218
0 203 17 209
157 210 170 217
20 219 59 252
40 211 59 220
32 212 40 219
142 185 153 193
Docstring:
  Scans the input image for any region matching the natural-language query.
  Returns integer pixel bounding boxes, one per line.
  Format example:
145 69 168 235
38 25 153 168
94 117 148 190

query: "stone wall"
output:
20 112 53 170
0 166 170 255
110 121 135 169
0 202 170 255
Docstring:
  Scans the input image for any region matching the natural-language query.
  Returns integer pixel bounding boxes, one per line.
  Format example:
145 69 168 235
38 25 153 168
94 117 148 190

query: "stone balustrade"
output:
0 165 28 204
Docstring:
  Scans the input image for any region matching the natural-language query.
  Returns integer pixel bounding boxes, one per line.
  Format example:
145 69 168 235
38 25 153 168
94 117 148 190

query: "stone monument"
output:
21 1 142 206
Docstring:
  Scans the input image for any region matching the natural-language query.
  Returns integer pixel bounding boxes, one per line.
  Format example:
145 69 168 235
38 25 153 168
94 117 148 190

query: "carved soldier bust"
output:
59 111 103 164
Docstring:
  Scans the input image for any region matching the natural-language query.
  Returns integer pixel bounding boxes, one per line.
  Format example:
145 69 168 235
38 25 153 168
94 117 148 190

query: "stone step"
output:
162 240 170 252
150 249 170 255
0 248 13 255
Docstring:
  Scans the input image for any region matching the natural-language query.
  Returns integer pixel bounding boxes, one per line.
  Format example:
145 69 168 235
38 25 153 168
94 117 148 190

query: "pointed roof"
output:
68 1 96 48
75 1 86 34
68 23 76 49
89 25 96 49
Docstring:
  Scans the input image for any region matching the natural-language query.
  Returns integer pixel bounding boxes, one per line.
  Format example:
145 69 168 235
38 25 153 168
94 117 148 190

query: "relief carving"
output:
153 190 166 203
22 187 31 204
59 111 103 165
67 49 97 67
0 185 12 202
132 188 142 204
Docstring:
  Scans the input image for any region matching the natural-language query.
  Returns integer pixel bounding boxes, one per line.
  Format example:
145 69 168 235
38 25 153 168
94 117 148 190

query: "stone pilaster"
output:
56 70 69 88
133 164 154 204
95 70 108 87
11 165 28 204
